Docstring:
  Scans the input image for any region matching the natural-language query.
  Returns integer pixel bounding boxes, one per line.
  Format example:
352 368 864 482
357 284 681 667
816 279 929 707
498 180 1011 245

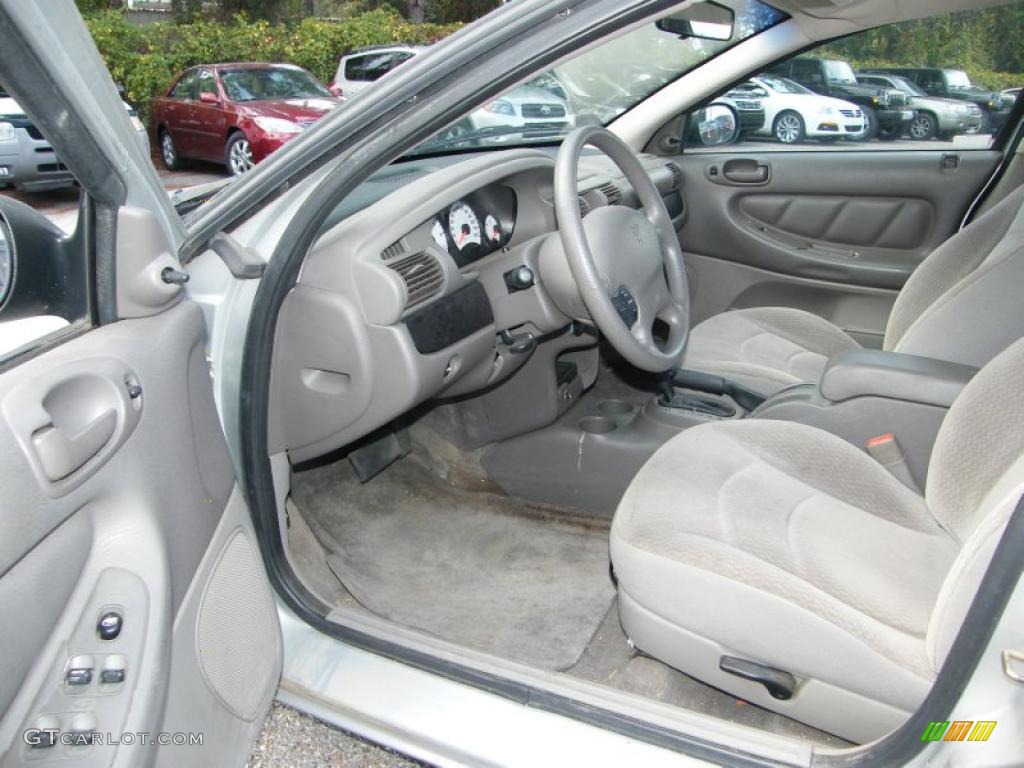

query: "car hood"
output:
0 96 26 118
912 94 978 110
503 85 567 106
239 97 342 121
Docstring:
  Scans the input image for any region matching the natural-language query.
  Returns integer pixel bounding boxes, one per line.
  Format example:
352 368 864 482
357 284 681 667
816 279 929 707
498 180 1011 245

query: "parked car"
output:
768 57 914 140
861 67 1014 134
732 75 864 143
0 86 147 191
856 72 983 139
151 63 343 176
330 44 419 98
334 44 575 143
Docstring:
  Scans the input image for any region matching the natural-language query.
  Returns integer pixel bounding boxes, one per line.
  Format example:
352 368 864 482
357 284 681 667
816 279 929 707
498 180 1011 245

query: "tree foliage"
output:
820 6 1024 90
84 7 459 119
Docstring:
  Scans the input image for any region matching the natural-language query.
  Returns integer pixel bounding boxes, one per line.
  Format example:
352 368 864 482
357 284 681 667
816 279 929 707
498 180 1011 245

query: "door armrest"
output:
819 349 978 408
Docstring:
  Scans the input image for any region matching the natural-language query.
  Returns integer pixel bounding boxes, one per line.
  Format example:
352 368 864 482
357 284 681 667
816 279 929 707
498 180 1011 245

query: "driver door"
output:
0 3 281 766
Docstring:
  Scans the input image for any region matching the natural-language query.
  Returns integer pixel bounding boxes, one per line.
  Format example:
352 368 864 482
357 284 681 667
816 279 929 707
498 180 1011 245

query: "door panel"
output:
0 302 279 766
674 149 1000 340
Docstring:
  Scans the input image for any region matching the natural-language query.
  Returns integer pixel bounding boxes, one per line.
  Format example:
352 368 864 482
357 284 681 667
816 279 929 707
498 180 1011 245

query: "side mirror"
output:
657 1 734 42
199 91 220 105
692 104 739 147
0 214 12 310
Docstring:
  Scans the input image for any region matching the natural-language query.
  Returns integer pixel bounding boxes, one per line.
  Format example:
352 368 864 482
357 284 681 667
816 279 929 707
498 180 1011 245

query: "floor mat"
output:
293 456 615 671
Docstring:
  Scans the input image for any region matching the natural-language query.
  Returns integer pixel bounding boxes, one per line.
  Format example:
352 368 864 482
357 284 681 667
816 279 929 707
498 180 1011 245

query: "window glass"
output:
197 68 218 98
171 71 197 99
344 56 365 81
408 0 788 156
0 88 90 360
220 66 330 102
680 7 1017 154
360 54 396 82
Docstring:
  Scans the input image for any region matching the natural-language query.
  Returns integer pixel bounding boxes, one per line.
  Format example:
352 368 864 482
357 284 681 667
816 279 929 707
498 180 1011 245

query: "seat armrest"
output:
819 349 977 407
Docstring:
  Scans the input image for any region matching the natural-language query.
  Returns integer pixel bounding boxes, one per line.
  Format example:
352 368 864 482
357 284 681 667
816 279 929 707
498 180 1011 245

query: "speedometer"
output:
448 202 481 251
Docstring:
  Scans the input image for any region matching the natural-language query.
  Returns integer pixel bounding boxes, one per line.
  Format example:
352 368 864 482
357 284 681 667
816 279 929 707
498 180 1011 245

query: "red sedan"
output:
151 62 343 176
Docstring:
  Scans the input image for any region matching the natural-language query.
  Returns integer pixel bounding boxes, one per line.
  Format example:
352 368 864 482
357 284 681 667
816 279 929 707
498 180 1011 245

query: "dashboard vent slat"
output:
577 196 591 218
598 182 623 205
666 162 683 191
390 251 445 309
381 238 409 261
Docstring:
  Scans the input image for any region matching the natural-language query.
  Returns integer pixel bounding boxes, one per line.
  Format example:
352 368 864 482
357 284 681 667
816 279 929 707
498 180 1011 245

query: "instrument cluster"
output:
429 184 517 267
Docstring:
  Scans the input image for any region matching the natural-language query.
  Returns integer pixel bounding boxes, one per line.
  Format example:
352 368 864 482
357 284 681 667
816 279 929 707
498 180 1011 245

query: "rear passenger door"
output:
660 11 1006 348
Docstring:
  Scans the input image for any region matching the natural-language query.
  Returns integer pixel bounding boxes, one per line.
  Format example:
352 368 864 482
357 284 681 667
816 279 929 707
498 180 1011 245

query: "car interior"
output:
253 0 1024 753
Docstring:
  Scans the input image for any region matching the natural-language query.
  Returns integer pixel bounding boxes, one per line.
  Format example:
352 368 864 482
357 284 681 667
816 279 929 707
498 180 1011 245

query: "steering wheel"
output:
553 126 689 372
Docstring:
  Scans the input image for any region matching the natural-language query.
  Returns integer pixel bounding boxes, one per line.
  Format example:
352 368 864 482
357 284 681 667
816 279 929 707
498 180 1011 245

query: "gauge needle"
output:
457 232 466 246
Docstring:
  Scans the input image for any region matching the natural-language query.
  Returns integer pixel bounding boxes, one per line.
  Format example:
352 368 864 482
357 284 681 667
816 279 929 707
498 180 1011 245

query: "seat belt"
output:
866 433 922 495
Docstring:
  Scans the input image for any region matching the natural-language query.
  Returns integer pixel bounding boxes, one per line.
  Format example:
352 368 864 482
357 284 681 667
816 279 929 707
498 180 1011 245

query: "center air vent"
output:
390 251 445 309
598 182 622 205
577 196 591 218
666 162 682 191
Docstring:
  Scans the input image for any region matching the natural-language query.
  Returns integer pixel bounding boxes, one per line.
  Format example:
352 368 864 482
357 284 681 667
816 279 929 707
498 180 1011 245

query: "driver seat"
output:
681 185 1024 395
609 336 1024 743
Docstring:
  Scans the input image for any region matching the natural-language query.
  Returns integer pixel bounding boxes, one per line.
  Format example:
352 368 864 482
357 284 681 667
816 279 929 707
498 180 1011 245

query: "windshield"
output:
758 75 810 94
410 0 786 155
945 70 973 89
220 67 331 102
890 75 926 97
823 60 856 84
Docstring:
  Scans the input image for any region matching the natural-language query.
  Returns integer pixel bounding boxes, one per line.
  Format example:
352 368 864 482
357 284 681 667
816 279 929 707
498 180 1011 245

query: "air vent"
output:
578 196 591 218
598 182 622 205
666 162 682 191
381 238 409 261
390 251 445 309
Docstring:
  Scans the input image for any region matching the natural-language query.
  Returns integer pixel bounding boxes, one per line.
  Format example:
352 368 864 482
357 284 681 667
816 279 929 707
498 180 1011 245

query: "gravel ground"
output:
247 702 422 768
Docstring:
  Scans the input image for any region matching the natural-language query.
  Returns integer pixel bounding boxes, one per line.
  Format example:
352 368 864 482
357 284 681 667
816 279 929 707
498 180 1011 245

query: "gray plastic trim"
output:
820 349 978 408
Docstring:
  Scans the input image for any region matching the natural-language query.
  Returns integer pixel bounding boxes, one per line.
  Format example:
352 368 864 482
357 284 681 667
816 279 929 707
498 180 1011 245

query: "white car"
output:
333 44 574 144
0 88 148 190
736 74 865 143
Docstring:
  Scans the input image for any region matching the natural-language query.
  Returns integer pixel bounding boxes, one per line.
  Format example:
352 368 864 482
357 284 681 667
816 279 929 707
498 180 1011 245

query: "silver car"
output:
857 72 983 139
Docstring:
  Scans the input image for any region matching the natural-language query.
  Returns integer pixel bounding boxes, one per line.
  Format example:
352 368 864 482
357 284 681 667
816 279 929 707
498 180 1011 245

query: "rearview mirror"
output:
692 104 738 146
657 2 735 42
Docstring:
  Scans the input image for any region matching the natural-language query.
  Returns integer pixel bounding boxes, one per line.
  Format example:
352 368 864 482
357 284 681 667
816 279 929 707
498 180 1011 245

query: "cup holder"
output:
579 416 618 435
598 399 634 417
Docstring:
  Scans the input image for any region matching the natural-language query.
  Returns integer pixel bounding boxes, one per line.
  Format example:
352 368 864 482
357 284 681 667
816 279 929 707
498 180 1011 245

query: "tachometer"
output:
448 202 481 251
431 219 448 250
484 214 503 245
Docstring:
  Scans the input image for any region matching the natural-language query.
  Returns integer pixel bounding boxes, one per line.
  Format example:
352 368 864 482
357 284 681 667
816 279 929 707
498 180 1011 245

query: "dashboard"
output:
429 185 517 268
270 148 685 464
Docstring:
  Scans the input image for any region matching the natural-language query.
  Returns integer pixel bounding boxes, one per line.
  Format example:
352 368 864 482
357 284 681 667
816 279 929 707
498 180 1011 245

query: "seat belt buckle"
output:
865 433 921 494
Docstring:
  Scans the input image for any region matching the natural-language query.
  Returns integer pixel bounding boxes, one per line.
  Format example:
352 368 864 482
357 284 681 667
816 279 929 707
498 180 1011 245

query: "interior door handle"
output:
722 159 770 185
30 409 117 481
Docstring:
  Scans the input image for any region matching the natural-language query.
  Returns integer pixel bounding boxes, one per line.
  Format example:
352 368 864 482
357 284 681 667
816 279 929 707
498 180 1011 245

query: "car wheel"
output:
159 129 185 171
773 111 805 144
226 133 254 176
855 108 879 141
909 112 938 140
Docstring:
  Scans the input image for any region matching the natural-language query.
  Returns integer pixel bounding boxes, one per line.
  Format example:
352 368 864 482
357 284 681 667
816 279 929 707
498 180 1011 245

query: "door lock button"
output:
97 611 123 640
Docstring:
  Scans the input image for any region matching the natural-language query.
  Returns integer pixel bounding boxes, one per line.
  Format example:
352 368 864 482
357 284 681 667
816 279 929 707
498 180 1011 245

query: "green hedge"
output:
84 8 460 121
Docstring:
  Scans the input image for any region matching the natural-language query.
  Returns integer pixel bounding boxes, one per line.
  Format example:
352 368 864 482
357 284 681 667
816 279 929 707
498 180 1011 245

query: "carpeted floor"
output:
292 456 615 671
